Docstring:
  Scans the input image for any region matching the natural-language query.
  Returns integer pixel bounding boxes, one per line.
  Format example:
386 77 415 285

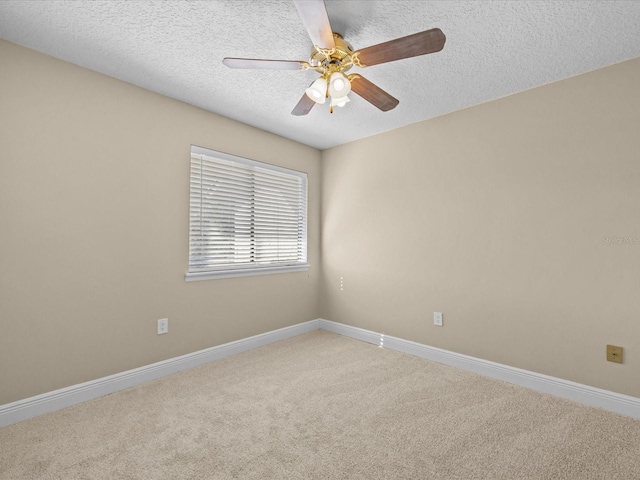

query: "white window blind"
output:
186 146 308 281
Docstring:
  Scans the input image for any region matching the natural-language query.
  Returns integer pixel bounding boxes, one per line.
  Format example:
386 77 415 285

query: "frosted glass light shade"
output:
305 77 327 104
328 72 351 98
330 95 350 107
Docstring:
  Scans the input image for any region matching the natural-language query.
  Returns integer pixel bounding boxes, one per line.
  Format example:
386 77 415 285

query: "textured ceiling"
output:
2 1 640 150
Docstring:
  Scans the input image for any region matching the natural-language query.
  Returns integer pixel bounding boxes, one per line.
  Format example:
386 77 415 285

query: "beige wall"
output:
2 37 639 406
0 40 321 405
321 58 640 398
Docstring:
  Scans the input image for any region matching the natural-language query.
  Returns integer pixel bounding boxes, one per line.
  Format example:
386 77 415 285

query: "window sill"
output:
184 264 310 282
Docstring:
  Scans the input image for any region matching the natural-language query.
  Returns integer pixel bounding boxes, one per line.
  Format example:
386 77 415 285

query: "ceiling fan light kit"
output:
305 67 354 112
223 0 445 116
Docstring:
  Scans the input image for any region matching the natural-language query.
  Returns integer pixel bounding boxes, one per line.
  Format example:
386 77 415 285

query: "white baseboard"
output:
0 319 320 428
318 319 640 419
3 317 638 428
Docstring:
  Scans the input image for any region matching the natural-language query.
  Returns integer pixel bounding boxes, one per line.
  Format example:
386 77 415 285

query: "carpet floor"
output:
1 330 639 479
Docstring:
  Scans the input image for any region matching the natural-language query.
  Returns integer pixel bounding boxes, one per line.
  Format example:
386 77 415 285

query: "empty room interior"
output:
1 1 640 478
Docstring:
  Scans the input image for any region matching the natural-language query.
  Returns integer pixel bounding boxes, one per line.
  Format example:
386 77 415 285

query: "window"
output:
186 145 308 281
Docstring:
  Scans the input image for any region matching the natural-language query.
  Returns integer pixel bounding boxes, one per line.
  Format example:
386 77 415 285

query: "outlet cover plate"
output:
157 318 168 335
606 344 622 363
434 312 443 327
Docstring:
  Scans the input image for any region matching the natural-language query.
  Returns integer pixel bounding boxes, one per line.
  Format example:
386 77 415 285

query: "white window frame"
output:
185 145 309 281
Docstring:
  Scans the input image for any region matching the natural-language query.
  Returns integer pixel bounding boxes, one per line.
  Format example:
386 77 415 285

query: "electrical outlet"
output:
434 312 443 327
606 344 622 363
157 318 168 335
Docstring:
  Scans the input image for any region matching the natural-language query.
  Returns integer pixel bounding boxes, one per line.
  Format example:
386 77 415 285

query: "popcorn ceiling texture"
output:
1 0 640 150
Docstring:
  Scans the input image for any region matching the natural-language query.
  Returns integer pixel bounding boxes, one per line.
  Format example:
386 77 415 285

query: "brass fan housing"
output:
309 32 355 74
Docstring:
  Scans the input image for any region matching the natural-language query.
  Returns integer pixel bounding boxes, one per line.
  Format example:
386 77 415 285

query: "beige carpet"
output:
1 330 639 479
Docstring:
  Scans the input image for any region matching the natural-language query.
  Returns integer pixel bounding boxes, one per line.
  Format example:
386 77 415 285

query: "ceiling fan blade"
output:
291 93 316 116
222 58 307 70
294 0 335 49
354 28 445 67
350 75 399 112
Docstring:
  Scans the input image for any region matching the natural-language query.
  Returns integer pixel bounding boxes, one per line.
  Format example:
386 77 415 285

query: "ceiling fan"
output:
222 0 446 116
